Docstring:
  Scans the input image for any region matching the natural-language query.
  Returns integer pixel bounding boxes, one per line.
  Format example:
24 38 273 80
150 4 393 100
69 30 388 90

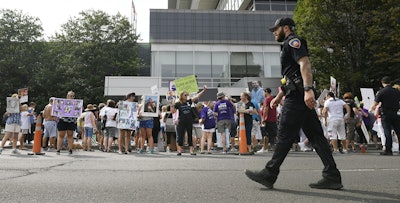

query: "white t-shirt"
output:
84 111 95 128
324 98 346 122
99 106 118 127
20 111 30 130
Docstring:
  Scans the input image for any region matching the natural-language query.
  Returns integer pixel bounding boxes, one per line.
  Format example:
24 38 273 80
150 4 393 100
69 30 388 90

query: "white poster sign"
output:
360 88 375 110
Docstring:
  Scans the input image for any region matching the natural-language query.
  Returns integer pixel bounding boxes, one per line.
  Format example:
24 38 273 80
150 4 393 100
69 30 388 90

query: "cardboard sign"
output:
360 88 375 110
173 75 198 95
18 88 28 103
51 98 83 118
140 95 159 117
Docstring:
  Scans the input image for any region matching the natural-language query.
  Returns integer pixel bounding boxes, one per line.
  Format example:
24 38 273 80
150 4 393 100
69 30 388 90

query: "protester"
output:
251 98 262 152
42 97 58 152
83 104 97 151
238 92 257 152
343 92 359 152
213 92 235 153
323 92 350 154
118 92 136 154
56 91 78 155
250 81 265 104
27 102 37 144
19 104 32 150
100 100 118 153
259 88 277 153
245 18 343 190
0 94 22 155
192 103 203 152
199 101 216 154
96 103 106 151
137 96 155 154
172 86 206 156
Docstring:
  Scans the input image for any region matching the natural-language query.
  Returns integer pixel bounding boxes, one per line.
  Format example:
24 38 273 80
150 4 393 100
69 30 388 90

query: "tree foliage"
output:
294 0 399 96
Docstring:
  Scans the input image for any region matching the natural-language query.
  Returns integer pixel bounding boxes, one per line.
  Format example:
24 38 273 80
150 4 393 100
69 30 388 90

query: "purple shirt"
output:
201 107 216 129
213 99 234 121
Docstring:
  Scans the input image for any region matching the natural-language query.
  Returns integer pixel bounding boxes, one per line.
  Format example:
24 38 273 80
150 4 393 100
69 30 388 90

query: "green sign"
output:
173 75 198 95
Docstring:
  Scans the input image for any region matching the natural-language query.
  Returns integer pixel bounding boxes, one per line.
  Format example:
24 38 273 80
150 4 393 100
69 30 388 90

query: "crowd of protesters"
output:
1 77 399 156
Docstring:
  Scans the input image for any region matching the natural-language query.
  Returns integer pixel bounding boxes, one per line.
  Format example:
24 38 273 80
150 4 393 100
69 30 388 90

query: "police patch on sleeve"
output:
289 38 301 49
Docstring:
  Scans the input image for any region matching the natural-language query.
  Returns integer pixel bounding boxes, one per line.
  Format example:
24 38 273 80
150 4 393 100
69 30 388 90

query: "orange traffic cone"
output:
238 112 252 155
28 114 45 155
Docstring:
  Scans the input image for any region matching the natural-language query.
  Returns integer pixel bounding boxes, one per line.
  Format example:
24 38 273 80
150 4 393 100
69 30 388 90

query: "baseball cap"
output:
381 76 391 84
269 18 295 32
216 92 225 99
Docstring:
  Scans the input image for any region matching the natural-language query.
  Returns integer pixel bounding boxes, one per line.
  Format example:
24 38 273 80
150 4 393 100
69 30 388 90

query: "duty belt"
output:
280 76 304 95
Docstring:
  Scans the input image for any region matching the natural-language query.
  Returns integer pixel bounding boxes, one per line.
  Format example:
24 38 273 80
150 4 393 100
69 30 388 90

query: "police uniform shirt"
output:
281 33 309 78
375 85 400 113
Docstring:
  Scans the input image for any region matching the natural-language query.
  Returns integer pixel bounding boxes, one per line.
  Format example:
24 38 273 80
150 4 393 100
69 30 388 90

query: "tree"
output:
51 10 143 104
0 9 44 111
294 0 380 96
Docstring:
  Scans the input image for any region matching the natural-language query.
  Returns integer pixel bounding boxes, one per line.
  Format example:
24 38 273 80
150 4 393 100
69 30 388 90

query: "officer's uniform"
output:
263 33 341 184
375 85 400 154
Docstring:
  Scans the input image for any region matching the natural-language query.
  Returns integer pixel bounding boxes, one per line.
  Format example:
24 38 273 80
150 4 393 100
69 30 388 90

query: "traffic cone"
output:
28 114 45 155
238 113 252 155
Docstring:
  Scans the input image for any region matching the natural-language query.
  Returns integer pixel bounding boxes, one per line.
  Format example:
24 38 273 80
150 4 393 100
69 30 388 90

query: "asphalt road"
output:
0 149 399 203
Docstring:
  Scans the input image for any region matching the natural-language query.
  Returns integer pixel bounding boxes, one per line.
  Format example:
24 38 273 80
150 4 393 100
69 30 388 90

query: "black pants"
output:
381 112 400 153
264 92 341 183
177 121 193 147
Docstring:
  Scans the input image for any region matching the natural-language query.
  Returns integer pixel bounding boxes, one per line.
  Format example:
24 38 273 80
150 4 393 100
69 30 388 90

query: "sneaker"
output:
147 150 154 154
244 169 274 189
56 150 61 155
153 147 159 152
309 178 343 190
166 147 170 153
256 148 268 153
230 147 238 152
68 150 73 155
341 149 348 154
0 148 3 154
118 151 123 155
137 149 143 154
47 148 54 152
12 149 21 154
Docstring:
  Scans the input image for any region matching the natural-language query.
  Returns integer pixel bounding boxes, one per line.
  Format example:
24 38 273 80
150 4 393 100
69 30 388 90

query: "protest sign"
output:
117 101 138 130
360 88 375 110
173 75 198 95
141 95 159 117
18 88 28 103
6 97 20 113
330 76 337 96
51 98 83 118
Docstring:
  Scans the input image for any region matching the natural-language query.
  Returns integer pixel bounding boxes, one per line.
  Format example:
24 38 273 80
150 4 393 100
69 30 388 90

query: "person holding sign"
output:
172 85 207 156
56 91 78 155
118 92 136 154
0 94 22 155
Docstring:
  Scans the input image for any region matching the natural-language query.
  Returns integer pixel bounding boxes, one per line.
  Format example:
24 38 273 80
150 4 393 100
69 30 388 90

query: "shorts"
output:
57 120 77 131
327 119 346 140
84 127 94 138
217 119 231 133
251 120 262 140
5 123 21 133
161 126 166 133
139 119 154 129
104 127 118 138
192 126 202 138
44 121 57 138
20 129 29 134
346 117 357 140
202 128 215 133
264 121 277 139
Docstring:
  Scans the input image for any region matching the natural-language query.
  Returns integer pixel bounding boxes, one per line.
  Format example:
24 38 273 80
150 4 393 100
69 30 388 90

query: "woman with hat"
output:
83 104 97 151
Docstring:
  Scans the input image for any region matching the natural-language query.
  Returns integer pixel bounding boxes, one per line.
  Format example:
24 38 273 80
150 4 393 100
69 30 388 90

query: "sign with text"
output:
51 98 83 118
360 88 375 110
117 101 138 130
173 75 198 95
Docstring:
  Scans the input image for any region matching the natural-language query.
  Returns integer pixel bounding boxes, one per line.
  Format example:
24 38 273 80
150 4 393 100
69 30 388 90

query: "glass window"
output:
263 52 281 77
176 52 193 77
212 52 229 87
160 51 176 77
230 52 247 79
194 52 211 78
247 52 263 77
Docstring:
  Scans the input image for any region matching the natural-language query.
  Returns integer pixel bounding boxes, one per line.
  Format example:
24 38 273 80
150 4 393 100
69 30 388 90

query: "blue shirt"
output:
251 87 265 104
251 100 261 121
6 113 21 125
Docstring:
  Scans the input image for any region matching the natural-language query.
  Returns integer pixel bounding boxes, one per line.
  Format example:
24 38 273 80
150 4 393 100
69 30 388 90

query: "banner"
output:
117 101 138 130
6 97 20 113
173 75 198 95
18 88 28 103
51 98 83 118
140 95 159 117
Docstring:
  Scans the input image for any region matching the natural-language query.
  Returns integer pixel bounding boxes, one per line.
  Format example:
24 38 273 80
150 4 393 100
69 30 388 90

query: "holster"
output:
281 77 304 95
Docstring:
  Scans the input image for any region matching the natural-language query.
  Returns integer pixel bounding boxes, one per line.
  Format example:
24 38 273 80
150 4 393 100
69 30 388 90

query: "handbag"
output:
165 113 175 133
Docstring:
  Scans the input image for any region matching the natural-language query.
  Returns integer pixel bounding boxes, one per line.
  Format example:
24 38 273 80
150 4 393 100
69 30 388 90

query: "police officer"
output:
245 18 343 190
369 76 400 155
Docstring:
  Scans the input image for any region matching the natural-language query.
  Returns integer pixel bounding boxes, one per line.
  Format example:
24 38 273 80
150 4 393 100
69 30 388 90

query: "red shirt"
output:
263 96 277 122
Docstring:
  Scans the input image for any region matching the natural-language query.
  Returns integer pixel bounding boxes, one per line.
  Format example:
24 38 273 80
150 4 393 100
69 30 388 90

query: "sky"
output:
1 0 167 42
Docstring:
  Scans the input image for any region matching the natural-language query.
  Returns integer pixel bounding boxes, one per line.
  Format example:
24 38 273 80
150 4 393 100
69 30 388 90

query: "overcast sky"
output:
1 0 167 42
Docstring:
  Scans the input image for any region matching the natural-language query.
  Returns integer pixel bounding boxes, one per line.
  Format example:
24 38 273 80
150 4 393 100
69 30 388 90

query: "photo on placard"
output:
6 97 20 113
141 95 159 117
117 101 138 130
51 98 83 118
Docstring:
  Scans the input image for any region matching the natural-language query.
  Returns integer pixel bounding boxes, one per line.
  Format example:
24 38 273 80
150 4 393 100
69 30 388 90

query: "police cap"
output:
269 18 295 32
